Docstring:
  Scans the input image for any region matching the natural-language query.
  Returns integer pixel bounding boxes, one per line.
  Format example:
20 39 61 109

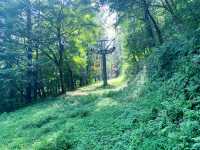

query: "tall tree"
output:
25 0 33 102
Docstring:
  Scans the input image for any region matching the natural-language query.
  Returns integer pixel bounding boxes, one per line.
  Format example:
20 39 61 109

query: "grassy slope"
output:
1 65 199 150
0 67 160 150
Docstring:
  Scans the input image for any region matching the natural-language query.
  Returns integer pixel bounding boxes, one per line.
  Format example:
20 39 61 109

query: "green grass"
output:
0 73 142 149
1 68 199 149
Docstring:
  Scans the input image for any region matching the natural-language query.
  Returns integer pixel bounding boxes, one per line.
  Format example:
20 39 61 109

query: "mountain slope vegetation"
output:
0 0 200 149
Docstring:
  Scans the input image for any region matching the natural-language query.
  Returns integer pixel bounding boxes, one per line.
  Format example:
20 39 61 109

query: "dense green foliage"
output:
101 0 200 149
0 0 102 112
0 0 200 149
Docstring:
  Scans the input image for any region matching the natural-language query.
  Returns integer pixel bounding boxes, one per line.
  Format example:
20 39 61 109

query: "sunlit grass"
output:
95 97 119 111
0 72 150 149
67 76 126 97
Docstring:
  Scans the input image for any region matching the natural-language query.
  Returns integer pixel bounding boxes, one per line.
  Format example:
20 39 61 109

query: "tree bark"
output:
143 4 156 47
57 26 65 94
33 44 39 99
58 66 65 93
25 0 33 103
143 0 163 44
148 10 163 44
67 68 75 90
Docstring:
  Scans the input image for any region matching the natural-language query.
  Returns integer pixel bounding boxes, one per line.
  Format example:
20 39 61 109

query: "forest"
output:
0 0 200 149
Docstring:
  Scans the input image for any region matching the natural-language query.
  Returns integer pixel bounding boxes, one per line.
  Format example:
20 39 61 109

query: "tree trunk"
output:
25 0 33 103
143 5 156 47
33 0 42 100
57 26 65 94
68 68 75 90
58 66 65 94
33 46 39 99
148 11 163 44
86 50 91 84
143 0 163 44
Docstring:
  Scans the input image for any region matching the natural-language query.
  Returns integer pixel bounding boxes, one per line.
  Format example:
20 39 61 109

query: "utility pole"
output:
91 39 115 87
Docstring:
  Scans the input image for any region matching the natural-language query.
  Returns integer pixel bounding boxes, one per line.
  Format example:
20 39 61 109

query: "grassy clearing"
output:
1 67 195 149
0 72 149 150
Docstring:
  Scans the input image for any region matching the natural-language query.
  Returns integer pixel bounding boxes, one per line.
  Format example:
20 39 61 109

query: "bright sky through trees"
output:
99 4 117 41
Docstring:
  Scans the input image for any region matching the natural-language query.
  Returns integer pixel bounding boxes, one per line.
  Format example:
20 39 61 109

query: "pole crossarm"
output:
91 46 115 54
90 39 116 54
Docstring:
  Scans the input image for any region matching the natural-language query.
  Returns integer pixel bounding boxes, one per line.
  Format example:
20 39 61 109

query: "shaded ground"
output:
0 68 153 150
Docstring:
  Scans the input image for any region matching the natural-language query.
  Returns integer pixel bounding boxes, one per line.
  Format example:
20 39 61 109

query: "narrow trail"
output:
66 77 126 97
66 65 147 98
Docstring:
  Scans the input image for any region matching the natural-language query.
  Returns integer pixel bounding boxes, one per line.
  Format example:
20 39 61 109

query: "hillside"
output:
1 0 200 149
0 68 150 149
1 41 200 149
0 72 148 149
1 48 200 150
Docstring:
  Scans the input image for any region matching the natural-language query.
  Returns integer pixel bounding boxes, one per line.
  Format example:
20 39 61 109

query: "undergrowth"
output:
1 33 200 149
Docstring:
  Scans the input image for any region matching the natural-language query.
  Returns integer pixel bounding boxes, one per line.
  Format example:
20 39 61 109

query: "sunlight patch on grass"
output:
96 98 118 111
65 76 126 98
108 76 126 87
127 65 148 100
